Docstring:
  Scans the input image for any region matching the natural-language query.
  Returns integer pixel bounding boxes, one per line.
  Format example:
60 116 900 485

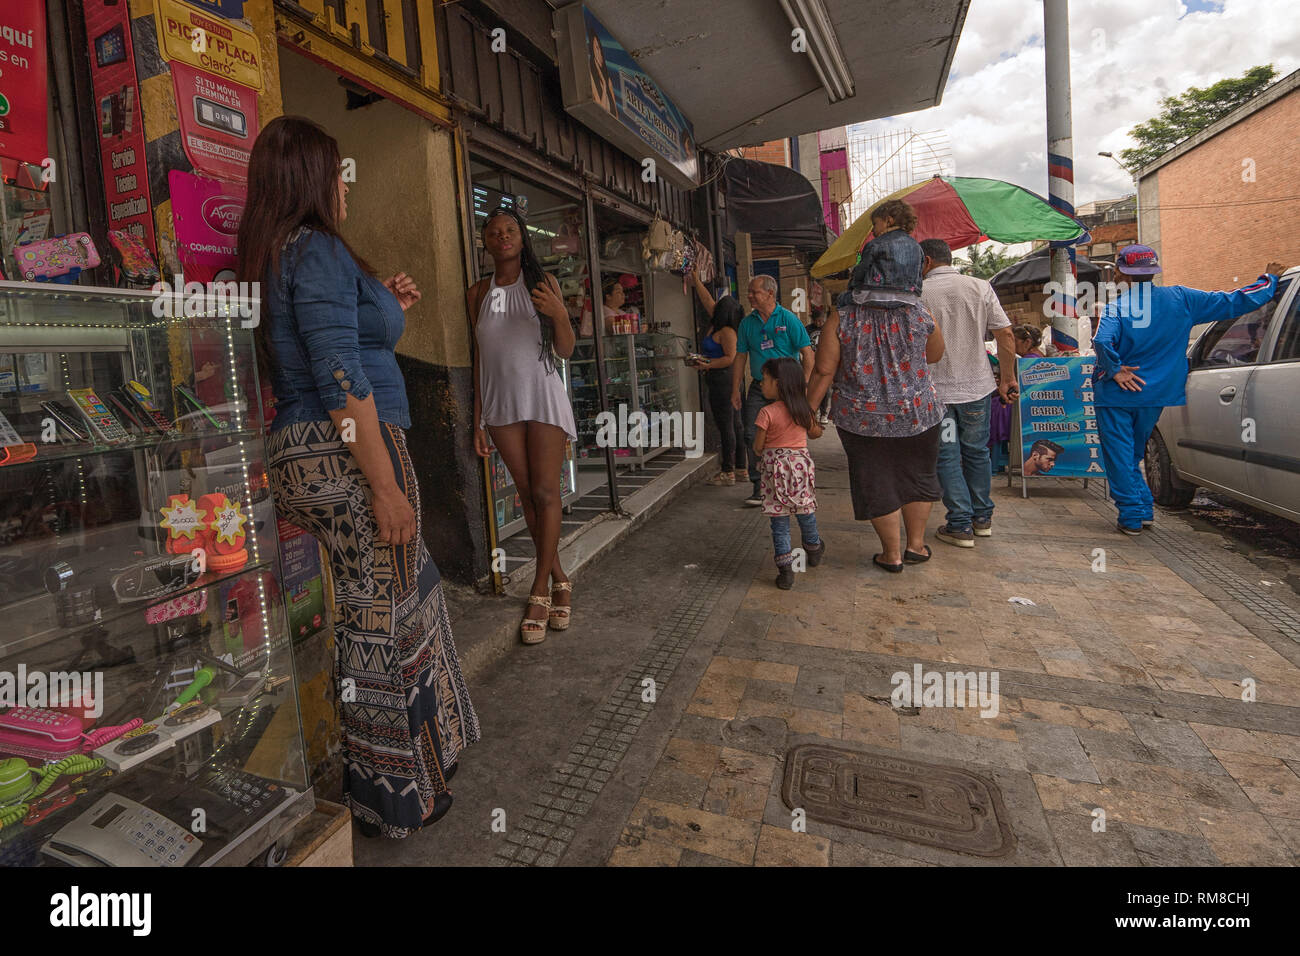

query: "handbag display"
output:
12 232 101 283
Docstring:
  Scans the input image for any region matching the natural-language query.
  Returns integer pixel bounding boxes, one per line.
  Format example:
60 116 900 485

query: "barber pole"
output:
1043 0 1090 355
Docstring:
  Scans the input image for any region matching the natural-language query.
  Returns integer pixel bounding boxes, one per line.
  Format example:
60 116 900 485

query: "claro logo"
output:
200 195 243 234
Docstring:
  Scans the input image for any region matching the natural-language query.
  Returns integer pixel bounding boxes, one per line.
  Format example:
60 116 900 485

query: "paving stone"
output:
624 798 760 864
1089 755 1253 812
1044 810 1141 866
1076 727 1156 765
678 849 741 867
1121 823 1221 867
1126 714 1229 776
898 723 1029 772
829 842 939 866
792 666 846 712
754 825 830 866
1014 722 1100 783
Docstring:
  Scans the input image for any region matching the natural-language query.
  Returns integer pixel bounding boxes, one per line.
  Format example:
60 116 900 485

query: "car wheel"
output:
1145 429 1195 508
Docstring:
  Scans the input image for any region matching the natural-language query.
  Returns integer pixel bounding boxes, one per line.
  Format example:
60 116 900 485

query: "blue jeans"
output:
1096 405 1161 527
742 381 774 487
771 514 820 566
937 396 994 531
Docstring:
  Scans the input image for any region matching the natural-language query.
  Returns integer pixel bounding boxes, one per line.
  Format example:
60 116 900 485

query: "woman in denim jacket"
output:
238 116 479 840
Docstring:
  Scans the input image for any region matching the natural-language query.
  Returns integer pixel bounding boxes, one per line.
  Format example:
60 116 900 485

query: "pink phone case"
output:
108 229 159 285
13 233 102 282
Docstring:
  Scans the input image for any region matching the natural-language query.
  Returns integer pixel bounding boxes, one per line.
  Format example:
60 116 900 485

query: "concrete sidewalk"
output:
356 427 1300 867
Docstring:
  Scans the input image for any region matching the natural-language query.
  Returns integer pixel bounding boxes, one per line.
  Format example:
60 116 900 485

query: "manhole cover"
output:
782 744 1015 858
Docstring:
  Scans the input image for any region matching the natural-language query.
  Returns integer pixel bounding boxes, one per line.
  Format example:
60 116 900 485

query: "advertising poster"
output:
277 518 326 643
81 0 156 250
169 170 244 283
154 0 264 92
0 3 48 173
1018 356 1103 479
171 62 258 182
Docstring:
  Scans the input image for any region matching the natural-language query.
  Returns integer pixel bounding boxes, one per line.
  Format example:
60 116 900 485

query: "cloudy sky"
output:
846 0 1299 213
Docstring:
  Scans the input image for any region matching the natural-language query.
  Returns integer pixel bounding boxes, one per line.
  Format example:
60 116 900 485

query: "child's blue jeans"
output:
772 513 820 567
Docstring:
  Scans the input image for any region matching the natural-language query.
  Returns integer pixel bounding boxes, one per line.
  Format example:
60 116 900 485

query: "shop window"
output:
1 171 56 281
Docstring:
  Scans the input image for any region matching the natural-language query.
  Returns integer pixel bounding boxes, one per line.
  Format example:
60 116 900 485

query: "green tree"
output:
956 243 1021 280
1120 65 1277 173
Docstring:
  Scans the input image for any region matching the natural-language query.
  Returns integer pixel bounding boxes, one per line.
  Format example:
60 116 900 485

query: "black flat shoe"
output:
805 539 826 567
444 762 458 783
904 545 931 563
427 791 454 825
873 554 904 573
357 820 382 839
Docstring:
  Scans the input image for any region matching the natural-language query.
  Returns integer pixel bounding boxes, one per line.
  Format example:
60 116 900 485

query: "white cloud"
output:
848 0 1299 207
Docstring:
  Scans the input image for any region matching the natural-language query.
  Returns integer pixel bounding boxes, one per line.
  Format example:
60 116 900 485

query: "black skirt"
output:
839 422 943 520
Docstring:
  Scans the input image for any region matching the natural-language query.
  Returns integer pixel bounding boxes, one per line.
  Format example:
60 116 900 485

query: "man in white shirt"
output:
919 239 1018 548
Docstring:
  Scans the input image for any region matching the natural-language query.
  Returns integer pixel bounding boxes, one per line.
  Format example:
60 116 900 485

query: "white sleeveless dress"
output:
477 273 577 439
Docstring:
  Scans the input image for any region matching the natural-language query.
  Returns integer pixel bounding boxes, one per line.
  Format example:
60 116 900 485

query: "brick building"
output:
1138 69 1300 290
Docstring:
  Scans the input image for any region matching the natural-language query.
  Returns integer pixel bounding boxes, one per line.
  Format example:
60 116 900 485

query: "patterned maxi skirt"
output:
760 447 817 516
267 420 481 838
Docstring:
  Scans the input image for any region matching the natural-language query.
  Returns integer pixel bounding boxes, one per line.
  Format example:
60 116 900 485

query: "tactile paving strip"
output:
493 508 765 866
782 743 1016 858
1084 486 1300 645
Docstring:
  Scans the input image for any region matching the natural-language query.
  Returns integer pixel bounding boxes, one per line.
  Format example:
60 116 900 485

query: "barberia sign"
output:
553 4 698 190
154 0 264 91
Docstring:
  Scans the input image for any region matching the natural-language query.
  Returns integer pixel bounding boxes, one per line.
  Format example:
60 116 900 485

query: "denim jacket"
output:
264 229 410 431
848 228 924 296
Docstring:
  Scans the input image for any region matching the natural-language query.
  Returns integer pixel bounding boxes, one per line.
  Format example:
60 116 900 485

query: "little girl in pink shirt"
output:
753 357 824 590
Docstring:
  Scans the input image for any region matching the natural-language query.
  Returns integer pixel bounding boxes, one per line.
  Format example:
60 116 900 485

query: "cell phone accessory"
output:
11 231 102 283
107 229 159 287
122 381 176 433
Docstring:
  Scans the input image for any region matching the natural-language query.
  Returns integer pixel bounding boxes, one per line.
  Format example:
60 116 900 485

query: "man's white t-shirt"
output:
920 266 1012 404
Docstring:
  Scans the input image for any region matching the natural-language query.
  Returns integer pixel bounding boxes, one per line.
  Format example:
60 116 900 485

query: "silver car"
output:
1145 267 1300 522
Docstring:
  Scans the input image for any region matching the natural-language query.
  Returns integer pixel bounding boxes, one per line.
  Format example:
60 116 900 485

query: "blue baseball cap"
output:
1116 244 1161 276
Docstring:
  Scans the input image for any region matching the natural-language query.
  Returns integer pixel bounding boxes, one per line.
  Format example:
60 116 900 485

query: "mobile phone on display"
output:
67 388 132 444
175 385 227 430
39 400 90 442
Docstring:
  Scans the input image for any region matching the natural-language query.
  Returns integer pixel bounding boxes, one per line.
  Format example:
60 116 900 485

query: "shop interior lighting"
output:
778 0 855 104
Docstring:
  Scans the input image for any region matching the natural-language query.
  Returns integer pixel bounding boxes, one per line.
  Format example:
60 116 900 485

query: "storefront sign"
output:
0 4 48 171
1018 356 1103 479
171 62 257 182
154 0 264 91
277 518 326 643
187 0 247 18
84 0 156 251
170 170 244 283
554 5 698 190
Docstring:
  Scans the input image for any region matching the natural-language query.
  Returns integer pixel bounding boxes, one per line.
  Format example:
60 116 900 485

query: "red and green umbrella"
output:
812 175 1089 278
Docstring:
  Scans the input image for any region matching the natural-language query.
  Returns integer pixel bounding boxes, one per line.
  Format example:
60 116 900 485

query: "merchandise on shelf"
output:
0 283 314 868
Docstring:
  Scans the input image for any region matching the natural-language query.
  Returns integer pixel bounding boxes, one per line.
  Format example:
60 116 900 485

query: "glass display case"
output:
570 332 682 467
0 283 313 867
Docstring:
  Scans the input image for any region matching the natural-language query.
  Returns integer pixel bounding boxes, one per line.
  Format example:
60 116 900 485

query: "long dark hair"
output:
483 206 556 372
236 116 374 374
762 357 814 431
710 294 744 334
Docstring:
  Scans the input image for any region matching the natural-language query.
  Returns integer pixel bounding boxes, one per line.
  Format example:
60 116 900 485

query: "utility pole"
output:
1043 0 1090 354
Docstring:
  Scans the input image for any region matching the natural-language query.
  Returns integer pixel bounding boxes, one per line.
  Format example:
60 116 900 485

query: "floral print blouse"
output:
831 295 944 438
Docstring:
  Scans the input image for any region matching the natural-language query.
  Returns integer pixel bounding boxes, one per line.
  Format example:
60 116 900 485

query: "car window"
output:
1195 278 1291 368
1265 286 1300 362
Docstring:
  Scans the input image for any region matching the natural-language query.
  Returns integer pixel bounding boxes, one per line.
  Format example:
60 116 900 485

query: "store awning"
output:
579 0 971 150
723 158 829 256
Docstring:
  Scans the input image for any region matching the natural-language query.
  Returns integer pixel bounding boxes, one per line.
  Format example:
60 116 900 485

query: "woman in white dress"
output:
468 207 578 644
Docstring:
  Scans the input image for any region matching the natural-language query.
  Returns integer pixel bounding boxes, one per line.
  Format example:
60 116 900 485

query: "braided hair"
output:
484 205 557 373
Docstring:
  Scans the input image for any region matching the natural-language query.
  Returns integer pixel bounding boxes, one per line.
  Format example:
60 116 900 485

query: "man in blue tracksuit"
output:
1093 245 1283 534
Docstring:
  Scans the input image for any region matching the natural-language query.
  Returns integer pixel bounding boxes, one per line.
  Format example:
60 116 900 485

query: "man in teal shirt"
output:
730 274 814 505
